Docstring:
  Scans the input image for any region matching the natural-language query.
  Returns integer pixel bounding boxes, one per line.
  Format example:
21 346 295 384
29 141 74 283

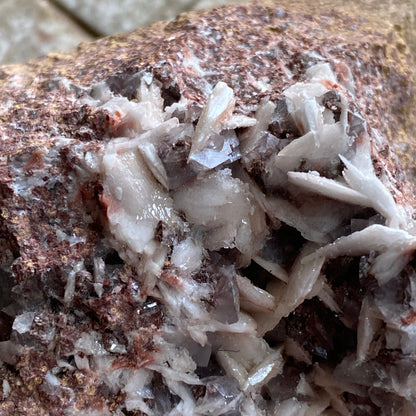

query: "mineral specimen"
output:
0 1 416 415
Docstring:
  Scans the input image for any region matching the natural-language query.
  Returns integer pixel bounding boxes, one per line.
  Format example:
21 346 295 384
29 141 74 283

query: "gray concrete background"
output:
0 0 247 65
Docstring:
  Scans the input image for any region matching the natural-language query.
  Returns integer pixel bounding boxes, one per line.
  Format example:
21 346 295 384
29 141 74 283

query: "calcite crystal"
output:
0 1 416 415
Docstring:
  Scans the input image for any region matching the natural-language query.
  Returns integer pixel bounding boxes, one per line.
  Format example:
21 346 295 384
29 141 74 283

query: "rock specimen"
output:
0 1 416 415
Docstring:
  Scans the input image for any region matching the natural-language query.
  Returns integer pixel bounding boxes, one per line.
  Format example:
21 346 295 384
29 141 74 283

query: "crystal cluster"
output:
14 62 410 415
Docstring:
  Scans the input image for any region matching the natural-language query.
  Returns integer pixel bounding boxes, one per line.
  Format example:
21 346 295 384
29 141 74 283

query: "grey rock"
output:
54 0 249 36
54 0 197 35
0 0 91 64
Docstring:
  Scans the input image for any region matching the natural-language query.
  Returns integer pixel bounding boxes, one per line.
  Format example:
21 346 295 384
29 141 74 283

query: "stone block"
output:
54 0 197 35
0 0 91 64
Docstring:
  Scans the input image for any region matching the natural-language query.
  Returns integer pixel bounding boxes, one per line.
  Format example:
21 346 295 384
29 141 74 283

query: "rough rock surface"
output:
0 1 416 415
54 0 249 37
